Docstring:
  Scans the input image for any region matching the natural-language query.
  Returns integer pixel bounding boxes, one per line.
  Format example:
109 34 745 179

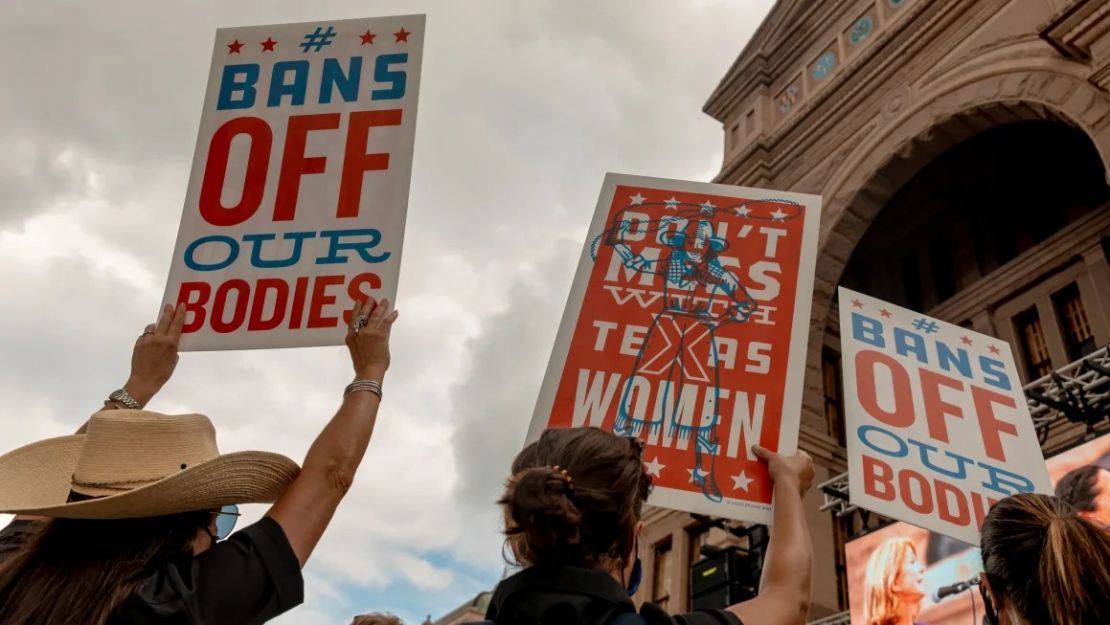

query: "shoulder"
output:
130 517 303 623
640 603 744 625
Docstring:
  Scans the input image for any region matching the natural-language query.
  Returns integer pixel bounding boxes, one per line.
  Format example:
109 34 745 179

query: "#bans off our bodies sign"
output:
839 287 1051 544
164 15 424 350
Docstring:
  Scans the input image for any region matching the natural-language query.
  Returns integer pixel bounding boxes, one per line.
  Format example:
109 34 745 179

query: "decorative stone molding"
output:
1043 0 1110 92
804 67 1110 441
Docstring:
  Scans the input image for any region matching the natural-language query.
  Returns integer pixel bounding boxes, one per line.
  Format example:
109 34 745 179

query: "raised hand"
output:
125 303 186 407
753 445 815 496
345 298 398 382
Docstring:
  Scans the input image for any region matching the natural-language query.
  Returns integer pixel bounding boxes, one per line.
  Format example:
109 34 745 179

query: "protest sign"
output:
163 15 424 350
838 287 1052 544
530 173 821 522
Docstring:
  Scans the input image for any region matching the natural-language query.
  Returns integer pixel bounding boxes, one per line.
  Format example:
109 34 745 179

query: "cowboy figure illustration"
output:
598 202 758 502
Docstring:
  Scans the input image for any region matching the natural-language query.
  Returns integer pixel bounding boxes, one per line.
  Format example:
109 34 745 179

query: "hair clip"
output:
550 465 573 485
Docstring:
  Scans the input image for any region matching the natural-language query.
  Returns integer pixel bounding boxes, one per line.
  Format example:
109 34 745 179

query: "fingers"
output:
168 303 186 342
366 298 389 329
154 304 174 335
751 444 776 463
345 296 398 335
346 300 361 333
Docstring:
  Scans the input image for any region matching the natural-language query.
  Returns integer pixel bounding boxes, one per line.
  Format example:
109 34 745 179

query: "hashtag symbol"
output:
300 26 336 52
911 318 940 334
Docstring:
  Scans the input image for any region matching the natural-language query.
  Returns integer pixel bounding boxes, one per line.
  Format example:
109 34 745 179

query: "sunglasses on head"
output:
213 504 240 541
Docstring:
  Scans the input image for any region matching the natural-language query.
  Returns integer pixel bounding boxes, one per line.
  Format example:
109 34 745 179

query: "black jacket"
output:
486 565 743 625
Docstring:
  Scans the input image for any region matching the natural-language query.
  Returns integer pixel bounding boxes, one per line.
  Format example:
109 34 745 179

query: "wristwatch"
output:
107 388 141 410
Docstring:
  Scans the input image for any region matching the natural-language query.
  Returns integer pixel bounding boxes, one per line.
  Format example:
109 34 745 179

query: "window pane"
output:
1015 308 1052 379
688 527 708 566
1053 283 1096 361
652 539 672 610
822 349 845 446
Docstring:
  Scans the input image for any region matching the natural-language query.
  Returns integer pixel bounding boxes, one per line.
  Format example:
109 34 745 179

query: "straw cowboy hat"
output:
0 410 299 519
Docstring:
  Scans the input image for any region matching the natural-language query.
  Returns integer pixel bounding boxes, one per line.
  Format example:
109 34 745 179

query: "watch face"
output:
110 390 138 407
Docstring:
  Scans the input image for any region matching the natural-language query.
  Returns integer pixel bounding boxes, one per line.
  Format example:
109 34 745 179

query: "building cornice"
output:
705 0 861 122
712 0 1033 188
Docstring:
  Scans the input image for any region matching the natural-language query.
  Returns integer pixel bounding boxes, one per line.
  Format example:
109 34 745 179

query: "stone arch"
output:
799 67 1110 457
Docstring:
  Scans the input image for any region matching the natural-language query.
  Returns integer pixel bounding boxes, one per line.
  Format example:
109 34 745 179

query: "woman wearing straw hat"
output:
0 297 397 625
0 302 191 560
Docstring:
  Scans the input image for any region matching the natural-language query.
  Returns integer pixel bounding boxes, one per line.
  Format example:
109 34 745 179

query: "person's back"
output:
979 492 1110 625
483 426 815 625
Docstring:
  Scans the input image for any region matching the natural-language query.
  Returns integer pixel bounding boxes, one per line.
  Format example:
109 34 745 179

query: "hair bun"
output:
504 466 582 564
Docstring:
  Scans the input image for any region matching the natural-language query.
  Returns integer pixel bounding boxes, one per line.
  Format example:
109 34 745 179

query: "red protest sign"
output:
530 173 821 522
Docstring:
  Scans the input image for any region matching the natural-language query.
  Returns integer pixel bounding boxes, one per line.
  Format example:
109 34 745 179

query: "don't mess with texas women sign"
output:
530 173 821 523
163 16 423 350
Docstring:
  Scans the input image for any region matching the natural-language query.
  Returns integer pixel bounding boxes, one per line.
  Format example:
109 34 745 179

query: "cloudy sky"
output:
0 1 774 623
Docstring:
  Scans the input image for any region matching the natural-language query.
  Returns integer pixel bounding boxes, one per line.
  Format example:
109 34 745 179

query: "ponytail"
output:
981 493 1110 625
1038 512 1110 625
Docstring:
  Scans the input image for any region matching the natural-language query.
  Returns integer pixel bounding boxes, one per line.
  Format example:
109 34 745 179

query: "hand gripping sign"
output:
838 287 1052 544
163 16 424 350
529 173 821 523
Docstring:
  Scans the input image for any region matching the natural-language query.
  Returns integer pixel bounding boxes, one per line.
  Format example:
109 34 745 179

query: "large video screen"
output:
845 432 1110 625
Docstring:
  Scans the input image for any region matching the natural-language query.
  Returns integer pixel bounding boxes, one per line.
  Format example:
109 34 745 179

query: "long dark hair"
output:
980 493 1110 625
1054 464 1106 513
499 427 652 570
0 512 210 625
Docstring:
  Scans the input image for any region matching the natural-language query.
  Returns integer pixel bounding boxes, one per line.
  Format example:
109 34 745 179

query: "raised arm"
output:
13 305 186 523
95 303 187 417
266 297 397 566
728 445 815 625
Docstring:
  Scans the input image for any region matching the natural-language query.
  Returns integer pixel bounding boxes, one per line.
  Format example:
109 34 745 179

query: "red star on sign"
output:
261 37 277 51
961 336 973 346
394 28 411 42
360 30 376 45
851 299 864 309
227 39 244 54
988 345 1001 355
879 308 892 318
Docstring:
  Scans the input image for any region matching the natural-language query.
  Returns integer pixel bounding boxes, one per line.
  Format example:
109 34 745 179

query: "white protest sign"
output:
839 287 1052 544
163 15 424 350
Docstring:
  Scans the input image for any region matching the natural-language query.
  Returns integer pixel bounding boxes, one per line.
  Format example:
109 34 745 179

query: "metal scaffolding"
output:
819 345 1110 521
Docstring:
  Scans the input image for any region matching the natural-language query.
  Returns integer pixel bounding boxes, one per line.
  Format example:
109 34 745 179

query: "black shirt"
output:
487 565 743 625
0 516 303 625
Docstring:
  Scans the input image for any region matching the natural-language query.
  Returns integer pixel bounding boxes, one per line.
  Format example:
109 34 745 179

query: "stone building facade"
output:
636 0 1110 620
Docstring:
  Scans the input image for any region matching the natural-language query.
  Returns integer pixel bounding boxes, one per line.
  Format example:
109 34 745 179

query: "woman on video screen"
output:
861 537 927 625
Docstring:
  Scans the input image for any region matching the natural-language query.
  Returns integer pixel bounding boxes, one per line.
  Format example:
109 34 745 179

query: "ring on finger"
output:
352 315 369 332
